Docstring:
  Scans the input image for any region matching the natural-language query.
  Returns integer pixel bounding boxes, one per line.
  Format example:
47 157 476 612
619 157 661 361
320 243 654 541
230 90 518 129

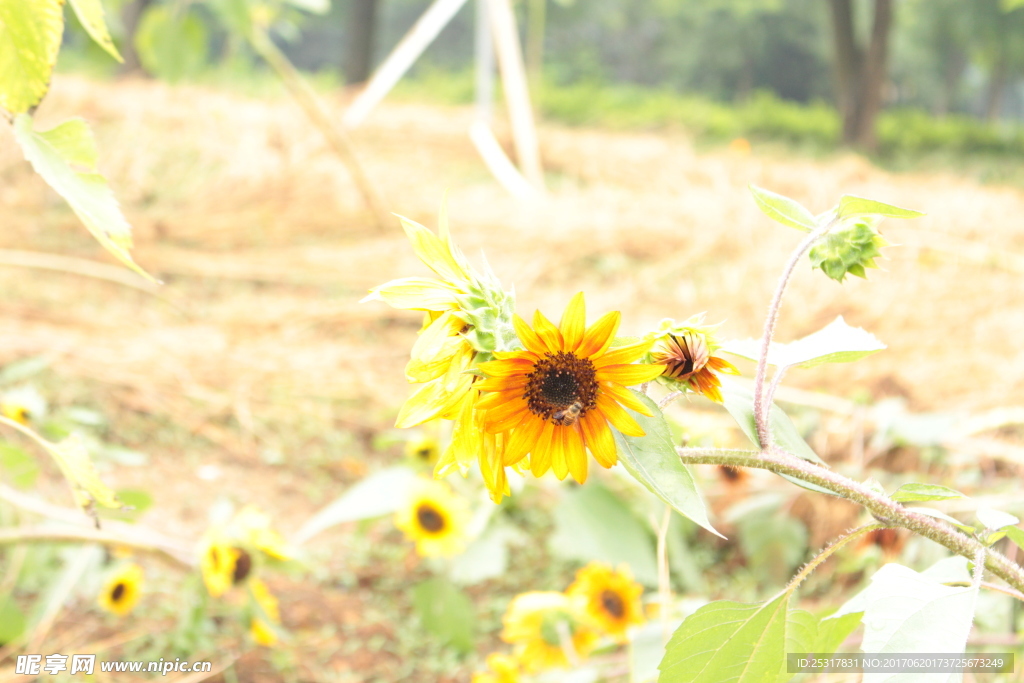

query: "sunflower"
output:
231 506 293 561
471 653 521 683
648 315 739 403
566 562 644 642
199 532 241 597
249 578 281 647
405 432 440 466
394 479 471 557
500 591 596 672
475 293 664 484
98 563 143 617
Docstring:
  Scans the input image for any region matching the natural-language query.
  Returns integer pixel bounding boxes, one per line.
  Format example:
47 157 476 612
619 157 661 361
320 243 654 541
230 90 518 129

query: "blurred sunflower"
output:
249 578 281 647
566 562 644 642
500 591 596 672
648 315 739 403
471 653 521 683
98 563 143 617
199 532 242 597
0 386 46 426
405 432 440 466
230 505 293 561
476 293 664 484
394 479 471 557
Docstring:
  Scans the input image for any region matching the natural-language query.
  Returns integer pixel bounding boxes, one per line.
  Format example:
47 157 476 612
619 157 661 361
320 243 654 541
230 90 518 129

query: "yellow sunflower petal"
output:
488 406 530 434
475 375 529 392
564 427 588 483
504 416 545 466
484 395 529 424
530 422 556 476
478 357 536 377
596 394 646 437
395 380 447 428
576 310 621 358
559 292 586 353
477 390 514 410
532 309 564 353
596 363 666 387
363 277 462 311
707 356 741 374
550 427 570 480
513 314 549 355
580 412 617 468
397 215 470 284
592 338 656 367
599 381 654 416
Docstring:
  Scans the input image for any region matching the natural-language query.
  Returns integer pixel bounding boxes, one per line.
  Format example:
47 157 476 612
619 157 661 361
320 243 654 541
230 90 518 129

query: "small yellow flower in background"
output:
249 578 281 647
199 533 241 597
394 478 471 557
405 432 440 466
500 591 597 672
566 562 645 643
230 505 293 561
648 315 739 404
728 137 752 155
98 563 143 616
471 653 522 683
0 385 47 426
476 292 664 485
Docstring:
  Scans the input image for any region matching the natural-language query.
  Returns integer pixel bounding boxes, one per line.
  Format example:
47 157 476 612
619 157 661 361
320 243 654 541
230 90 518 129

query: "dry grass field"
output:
0 75 1023 681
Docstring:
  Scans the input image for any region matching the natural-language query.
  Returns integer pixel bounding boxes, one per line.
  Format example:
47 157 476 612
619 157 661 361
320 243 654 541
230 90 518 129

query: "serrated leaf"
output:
293 466 418 544
831 563 979 683
905 506 975 533
12 114 154 281
412 578 475 654
68 0 123 62
837 195 925 220
0 0 64 114
721 317 885 369
549 483 659 585
614 390 721 537
749 185 818 232
135 5 209 83
890 483 966 503
658 594 789 682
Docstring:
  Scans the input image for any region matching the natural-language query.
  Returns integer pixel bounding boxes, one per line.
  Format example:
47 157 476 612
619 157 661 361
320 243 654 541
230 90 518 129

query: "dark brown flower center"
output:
232 549 253 584
525 352 598 423
111 582 127 602
416 447 433 460
600 589 626 619
416 504 446 533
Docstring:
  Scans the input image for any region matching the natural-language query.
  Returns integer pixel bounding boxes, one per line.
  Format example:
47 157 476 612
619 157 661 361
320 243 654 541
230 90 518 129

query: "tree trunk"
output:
345 0 379 86
119 0 154 74
826 0 893 151
984 53 1008 121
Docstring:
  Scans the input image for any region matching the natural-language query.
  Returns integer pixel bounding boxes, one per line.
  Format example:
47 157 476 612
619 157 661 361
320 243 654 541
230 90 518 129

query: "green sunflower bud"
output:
809 217 891 283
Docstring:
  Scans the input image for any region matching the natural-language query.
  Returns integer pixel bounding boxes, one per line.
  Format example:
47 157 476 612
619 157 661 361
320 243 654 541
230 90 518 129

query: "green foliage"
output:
135 5 210 83
12 114 152 281
748 185 818 232
67 0 122 63
809 217 890 283
889 483 966 503
613 391 720 537
549 482 659 585
836 195 926 221
0 0 64 114
0 596 27 644
450 524 514 585
723 316 887 369
0 441 39 488
412 578 476 654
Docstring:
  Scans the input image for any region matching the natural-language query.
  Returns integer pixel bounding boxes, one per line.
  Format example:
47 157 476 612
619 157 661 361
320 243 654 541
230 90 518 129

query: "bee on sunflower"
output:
476 292 665 484
98 563 144 617
500 591 597 672
394 478 471 558
646 315 740 403
565 562 645 643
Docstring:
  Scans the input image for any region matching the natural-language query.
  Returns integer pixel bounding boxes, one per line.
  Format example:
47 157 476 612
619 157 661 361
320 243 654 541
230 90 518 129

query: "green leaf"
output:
412 578 475 654
68 0 123 62
135 5 209 83
0 0 64 114
614 390 721 537
1001 525 1024 552
0 596 26 644
977 508 1019 531
890 483 967 503
921 556 972 584
49 433 123 510
99 488 153 522
812 610 862 654
831 563 979 663
450 524 512 585
659 594 789 682
633 619 684 683
1002 0 1024 9
837 195 925 220
12 114 154 281
749 185 817 233
549 483 659 585
906 506 975 533
0 441 39 488
722 317 885 369
293 466 418 544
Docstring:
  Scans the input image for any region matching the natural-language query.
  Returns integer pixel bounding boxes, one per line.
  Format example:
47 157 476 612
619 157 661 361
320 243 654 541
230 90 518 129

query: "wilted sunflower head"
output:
394 479 471 557
249 578 281 647
648 315 739 403
566 562 644 642
500 591 597 672
475 292 664 486
471 653 522 683
98 563 143 617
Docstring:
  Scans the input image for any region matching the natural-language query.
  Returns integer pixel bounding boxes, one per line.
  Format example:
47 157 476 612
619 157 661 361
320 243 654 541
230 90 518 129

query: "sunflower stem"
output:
676 446 1024 594
752 224 831 449
782 522 882 596
657 391 684 409
654 504 673 646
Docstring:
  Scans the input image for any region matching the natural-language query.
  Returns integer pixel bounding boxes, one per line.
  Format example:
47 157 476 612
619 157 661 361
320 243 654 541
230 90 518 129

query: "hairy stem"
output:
784 522 882 595
678 447 1024 594
752 225 830 448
